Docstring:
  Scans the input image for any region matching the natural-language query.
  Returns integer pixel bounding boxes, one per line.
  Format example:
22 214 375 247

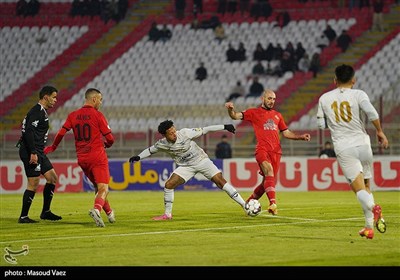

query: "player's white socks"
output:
164 188 174 215
356 189 374 228
222 183 246 208
369 192 375 205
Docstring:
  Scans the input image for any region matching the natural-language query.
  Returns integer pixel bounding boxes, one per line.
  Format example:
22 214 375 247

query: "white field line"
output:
2 213 398 245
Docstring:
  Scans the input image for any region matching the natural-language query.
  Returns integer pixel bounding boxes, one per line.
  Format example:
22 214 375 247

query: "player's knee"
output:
49 176 58 185
45 169 58 185
164 181 175 189
28 177 40 190
211 177 226 189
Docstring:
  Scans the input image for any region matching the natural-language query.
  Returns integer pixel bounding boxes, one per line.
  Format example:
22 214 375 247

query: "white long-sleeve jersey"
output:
138 125 225 166
317 87 379 154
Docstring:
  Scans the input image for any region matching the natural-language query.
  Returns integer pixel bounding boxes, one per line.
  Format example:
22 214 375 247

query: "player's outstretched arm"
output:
44 127 67 154
129 155 140 163
202 124 236 134
224 124 236 134
282 129 311 141
128 145 157 163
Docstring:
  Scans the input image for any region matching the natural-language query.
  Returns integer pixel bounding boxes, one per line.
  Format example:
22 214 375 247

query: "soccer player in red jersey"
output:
44 88 115 227
225 89 311 215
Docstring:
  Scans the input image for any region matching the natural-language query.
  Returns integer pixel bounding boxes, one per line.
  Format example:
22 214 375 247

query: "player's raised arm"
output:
225 102 243 120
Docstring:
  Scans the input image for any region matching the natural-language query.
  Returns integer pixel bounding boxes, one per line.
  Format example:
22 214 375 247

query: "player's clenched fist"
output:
129 155 140 163
224 124 236 134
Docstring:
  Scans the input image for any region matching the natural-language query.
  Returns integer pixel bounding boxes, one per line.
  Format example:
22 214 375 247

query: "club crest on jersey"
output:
31 120 39 127
34 164 41 172
263 119 277 130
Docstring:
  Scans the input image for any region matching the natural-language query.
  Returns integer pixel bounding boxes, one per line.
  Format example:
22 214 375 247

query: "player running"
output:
317 64 388 239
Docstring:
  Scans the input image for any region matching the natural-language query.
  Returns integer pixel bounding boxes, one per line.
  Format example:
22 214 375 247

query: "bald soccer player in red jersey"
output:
225 89 311 215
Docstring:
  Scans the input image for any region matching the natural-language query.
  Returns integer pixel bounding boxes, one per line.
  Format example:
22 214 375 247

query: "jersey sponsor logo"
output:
177 152 193 162
263 119 277 131
31 120 39 127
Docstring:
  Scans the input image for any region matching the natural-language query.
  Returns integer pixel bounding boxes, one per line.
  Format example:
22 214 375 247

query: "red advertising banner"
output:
1 160 83 193
1 157 399 193
225 157 400 191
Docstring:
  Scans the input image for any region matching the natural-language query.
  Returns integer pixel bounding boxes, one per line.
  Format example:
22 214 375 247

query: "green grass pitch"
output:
1 191 399 268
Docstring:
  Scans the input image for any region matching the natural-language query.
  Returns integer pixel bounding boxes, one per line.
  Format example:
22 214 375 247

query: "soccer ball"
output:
245 199 262 217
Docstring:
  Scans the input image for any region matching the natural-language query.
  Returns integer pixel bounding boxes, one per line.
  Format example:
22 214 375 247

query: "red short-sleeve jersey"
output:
243 106 288 154
62 105 112 163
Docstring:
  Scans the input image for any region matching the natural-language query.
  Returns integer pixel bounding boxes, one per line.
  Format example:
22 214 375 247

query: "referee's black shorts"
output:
19 146 54 177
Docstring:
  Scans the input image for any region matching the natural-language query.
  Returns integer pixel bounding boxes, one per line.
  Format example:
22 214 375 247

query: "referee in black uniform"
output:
18 85 62 223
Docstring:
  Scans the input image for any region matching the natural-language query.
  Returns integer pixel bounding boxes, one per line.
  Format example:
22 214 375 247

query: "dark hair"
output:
335 64 355 84
39 85 58 99
85 88 101 99
158 120 174 135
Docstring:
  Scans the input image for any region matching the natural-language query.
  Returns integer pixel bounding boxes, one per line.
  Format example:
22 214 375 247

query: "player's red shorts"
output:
255 150 281 178
78 160 110 185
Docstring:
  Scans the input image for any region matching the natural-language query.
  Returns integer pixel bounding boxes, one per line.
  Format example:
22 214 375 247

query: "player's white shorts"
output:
336 144 373 183
173 158 221 182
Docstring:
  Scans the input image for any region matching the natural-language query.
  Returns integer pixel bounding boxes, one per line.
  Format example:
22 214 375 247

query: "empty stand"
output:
49 17 356 133
1 0 399 159
291 33 400 130
0 25 87 102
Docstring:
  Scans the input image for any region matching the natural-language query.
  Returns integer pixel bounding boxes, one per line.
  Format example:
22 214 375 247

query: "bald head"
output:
261 89 276 109
262 89 276 98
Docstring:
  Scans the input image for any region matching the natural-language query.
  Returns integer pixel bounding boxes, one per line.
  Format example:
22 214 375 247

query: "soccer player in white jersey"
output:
317 64 389 239
129 120 249 220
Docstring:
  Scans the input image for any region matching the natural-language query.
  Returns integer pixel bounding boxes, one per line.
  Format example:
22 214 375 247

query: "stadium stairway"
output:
0 23 113 130
234 3 400 149
0 0 170 136
277 3 400 125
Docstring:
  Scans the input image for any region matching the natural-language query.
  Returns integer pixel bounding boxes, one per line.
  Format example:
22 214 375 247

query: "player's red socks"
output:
94 197 105 212
264 176 276 205
102 200 112 215
247 184 265 202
